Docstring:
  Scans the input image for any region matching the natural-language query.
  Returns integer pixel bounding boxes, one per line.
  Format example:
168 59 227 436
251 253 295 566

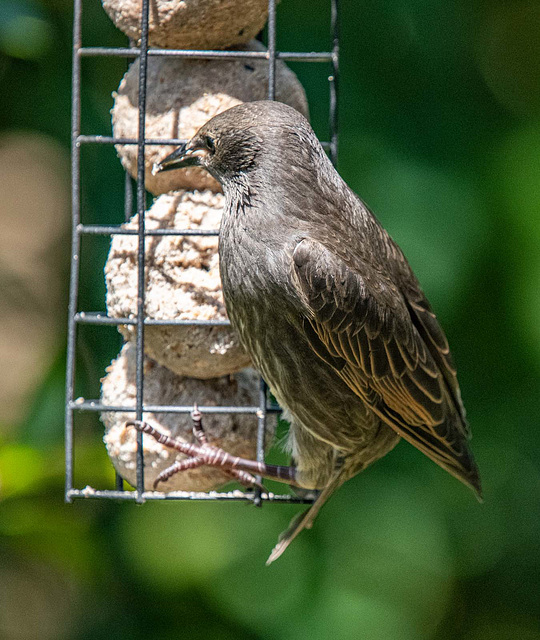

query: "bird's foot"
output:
126 405 299 490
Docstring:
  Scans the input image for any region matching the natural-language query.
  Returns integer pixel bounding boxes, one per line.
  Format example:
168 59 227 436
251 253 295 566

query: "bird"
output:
144 100 482 564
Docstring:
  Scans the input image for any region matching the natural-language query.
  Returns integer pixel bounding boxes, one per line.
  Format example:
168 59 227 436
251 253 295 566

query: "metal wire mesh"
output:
65 0 339 505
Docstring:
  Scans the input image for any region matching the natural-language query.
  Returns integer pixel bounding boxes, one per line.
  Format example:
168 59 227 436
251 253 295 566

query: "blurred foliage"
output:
1 0 540 638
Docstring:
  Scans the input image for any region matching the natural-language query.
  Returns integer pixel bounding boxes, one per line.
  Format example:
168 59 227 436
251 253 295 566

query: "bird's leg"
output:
126 406 300 490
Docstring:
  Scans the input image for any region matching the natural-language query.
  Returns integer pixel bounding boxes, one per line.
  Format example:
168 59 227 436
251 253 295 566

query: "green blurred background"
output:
1 0 540 638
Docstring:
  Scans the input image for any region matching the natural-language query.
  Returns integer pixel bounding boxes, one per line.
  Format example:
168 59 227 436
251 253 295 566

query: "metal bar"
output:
74 312 230 327
267 0 277 101
249 0 278 507
279 52 334 61
329 0 340 166
115 473 125 491
79 47 333 62
124 172 133 223
254 379 268 507
77 224 219 236
65 0 83 504
66 488 312 503
70 401 282 414
116 45 133 491
76 135 332 150
123 42 135 225
134 0 151 502
78 135 188 145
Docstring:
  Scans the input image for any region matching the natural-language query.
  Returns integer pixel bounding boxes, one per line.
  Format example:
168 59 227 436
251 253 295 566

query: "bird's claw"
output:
129 412 266 492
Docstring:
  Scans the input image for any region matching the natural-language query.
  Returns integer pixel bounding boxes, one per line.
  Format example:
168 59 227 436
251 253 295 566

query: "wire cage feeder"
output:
65 0 340 506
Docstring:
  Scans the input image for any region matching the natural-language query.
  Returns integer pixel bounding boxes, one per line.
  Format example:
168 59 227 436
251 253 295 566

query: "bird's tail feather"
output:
266 472 345 565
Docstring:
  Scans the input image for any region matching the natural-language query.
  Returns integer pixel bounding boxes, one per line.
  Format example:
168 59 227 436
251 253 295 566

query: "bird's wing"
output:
292 237 481 496
403 291 470 436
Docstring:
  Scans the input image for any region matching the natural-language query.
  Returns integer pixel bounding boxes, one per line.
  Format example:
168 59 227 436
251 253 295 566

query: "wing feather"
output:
292 238 480 496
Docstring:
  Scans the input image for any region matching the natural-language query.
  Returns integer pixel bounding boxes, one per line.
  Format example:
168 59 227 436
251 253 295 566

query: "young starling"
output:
147 100 481 563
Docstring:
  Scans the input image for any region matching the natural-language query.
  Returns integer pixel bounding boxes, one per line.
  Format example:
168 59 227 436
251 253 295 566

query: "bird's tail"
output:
266 471 346 565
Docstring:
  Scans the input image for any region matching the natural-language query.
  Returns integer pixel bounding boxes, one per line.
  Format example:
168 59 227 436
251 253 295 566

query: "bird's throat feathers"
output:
222 173 261 221
217 119 362 245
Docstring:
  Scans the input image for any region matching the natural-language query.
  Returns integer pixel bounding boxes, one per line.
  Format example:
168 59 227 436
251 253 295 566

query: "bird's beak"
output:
152 141 206 175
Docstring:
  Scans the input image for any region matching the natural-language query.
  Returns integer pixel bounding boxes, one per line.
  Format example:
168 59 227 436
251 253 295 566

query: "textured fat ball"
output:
101 343 274 492
154 100 482 560
101 0 270 51
105 190 250 379
111 41 308 194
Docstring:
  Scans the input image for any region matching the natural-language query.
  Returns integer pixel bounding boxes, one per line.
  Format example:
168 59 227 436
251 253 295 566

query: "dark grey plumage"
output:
155 100 481 562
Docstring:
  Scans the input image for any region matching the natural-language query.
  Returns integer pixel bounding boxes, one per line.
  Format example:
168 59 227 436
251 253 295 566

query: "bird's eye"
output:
204 136 216 153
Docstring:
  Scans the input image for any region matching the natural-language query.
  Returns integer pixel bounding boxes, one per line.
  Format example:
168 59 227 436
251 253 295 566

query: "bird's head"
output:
153 101 316 186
